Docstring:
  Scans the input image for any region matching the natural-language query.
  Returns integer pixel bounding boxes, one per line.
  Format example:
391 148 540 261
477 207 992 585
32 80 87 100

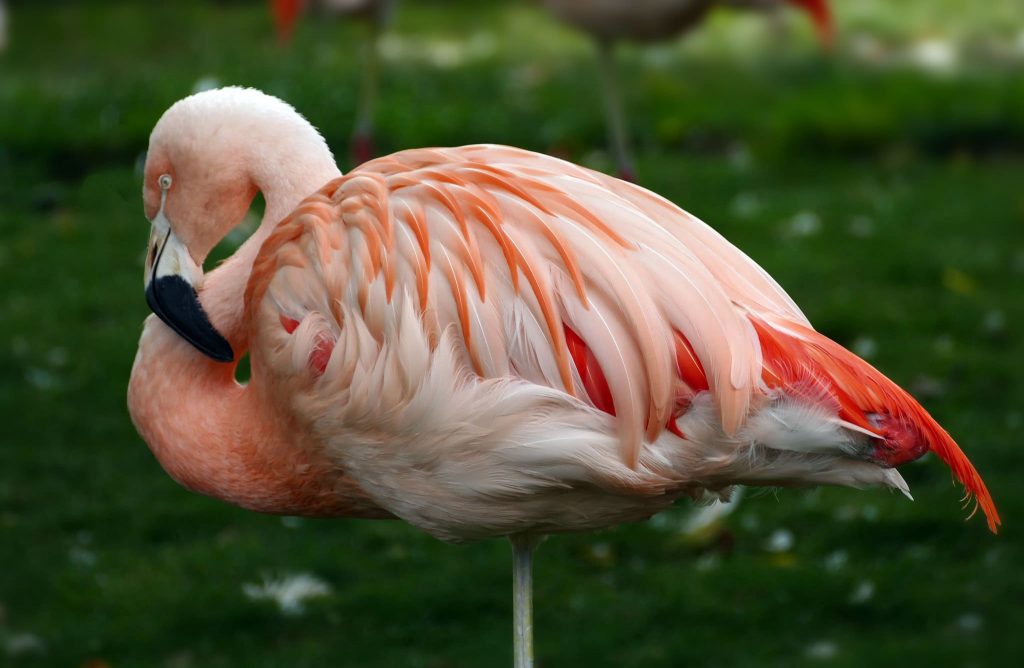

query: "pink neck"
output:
128 159 386 518
203 161 340 348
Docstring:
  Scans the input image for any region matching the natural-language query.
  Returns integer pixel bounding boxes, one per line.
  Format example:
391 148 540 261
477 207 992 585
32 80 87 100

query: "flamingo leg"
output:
595 39 636 182
351 16 382 166
511 533 542 668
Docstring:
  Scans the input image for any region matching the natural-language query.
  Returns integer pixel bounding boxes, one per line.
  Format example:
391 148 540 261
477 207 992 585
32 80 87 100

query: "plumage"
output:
130 87 998 665
131 88 999 545
235 143 999 540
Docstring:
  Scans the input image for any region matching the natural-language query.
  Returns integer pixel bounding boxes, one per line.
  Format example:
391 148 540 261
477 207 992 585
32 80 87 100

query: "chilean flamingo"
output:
542 0 834 180
129 87 999 667
270 0 395 165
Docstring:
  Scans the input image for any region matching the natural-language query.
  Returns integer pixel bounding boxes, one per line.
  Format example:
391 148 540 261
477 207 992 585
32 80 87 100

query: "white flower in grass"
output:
784 211 821 238
982 310 1005 334
730 192 761 219
765 528 794 553
851 337 877 359
956 612 983 633
243 572 332 616
824 550 848 573
380 34 494 69
695 553 720 573
727 143 753 172
847 215 875 238
3 631 46 657
805 640 838 660
908 38 958 74
849 33 887 65
68 545 97 568
849 580 875 604
25 368 59 392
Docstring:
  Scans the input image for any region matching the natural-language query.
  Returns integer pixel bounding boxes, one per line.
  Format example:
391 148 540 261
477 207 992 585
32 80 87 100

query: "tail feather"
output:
751 314 1000 533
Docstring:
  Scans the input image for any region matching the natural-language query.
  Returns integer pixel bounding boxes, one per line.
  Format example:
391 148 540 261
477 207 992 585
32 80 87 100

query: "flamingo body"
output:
243 146 996 541
543 0 716 42
130 89 998 548
544 0 832 44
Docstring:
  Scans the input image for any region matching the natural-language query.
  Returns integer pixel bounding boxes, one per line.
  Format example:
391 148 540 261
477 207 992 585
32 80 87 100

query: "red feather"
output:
751 315 1000 533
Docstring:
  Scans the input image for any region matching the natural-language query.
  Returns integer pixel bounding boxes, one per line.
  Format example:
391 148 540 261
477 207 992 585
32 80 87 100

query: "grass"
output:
1 1 1023 666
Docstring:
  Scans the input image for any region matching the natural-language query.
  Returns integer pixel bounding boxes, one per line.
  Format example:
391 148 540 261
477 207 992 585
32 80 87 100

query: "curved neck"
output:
203 152 341 351
128 151 384 518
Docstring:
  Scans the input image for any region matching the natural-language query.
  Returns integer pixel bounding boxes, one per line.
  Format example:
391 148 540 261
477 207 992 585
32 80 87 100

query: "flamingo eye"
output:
158 174 173 190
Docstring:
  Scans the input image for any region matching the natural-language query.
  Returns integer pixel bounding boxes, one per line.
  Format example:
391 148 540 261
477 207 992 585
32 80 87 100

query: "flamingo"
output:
129 87 999 668
541 0 834 180
270 0 396 165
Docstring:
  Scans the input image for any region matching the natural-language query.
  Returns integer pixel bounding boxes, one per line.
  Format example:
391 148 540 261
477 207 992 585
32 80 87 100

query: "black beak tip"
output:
146 276 235 364
203 339 235 364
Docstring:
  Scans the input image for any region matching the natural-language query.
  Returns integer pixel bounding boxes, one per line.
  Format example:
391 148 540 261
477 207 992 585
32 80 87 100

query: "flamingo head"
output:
141 87 334 363
142 130 253 362
784 0 834 49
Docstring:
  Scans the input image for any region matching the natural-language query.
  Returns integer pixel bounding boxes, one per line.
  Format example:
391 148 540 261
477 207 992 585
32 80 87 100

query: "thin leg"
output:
511 534 541 668
596 39 636 182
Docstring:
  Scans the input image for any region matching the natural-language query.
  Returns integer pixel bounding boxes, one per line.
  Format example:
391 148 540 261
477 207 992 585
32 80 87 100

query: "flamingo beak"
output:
144 206 234 363
785 0 834 49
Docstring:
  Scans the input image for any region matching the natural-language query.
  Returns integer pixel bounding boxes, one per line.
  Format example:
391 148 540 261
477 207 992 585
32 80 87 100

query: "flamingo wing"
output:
247 146 801 452
244 145 998 533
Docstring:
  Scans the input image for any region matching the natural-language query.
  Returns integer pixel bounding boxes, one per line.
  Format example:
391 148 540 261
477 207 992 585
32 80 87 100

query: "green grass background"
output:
1 0 1023 665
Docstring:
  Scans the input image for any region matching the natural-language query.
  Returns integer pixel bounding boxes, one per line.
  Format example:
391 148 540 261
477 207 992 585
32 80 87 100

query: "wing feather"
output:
242 143 998 531
246 145 826 465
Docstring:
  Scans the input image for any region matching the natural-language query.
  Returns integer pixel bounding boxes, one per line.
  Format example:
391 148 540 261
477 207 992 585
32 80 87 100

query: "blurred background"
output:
1 0 1023 665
